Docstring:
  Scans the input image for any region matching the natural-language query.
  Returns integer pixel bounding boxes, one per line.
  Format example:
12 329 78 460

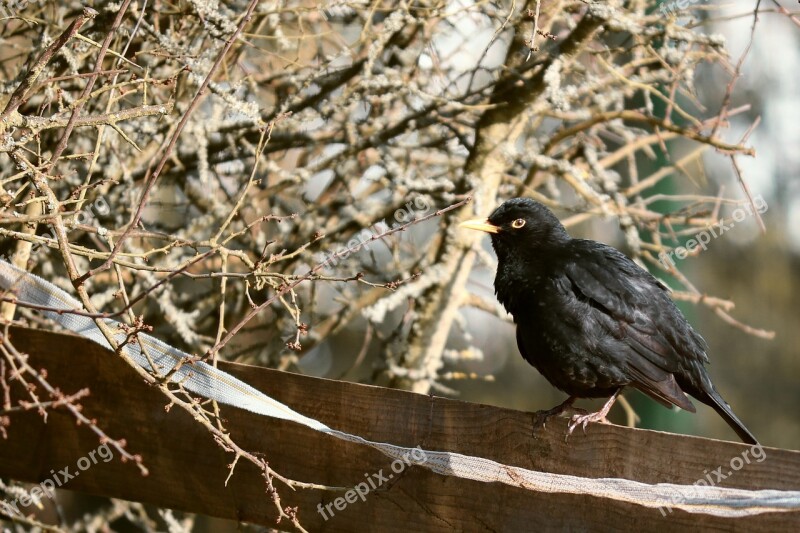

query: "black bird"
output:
460 197 757 444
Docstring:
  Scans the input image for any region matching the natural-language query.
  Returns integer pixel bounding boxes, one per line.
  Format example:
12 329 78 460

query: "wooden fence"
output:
1 327 799 531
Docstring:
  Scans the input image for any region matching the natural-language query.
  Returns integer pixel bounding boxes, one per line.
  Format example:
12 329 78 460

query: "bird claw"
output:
563 390 621 441
534 392 619 441
566 411 610 440
532 397 581 431
533 409 563 430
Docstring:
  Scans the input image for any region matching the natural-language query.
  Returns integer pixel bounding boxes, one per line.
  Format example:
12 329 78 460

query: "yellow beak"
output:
459 218 500 234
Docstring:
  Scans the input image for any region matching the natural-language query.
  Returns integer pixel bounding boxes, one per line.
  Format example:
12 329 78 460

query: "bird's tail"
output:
702 387 758 445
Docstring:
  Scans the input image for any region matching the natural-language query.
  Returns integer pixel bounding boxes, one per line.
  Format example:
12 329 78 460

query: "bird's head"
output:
459 198 569 261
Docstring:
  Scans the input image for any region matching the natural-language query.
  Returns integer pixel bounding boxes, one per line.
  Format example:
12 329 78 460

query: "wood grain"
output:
1 327 798 531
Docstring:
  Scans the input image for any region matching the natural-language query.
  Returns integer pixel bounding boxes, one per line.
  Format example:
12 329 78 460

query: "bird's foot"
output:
567 411 610 437
564 389 621 441
533 396 580 431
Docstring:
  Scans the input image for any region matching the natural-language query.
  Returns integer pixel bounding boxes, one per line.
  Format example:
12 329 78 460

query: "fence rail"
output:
1 327 798 531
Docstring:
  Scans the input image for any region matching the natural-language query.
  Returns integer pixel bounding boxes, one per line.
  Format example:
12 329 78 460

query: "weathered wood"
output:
1 327 799 531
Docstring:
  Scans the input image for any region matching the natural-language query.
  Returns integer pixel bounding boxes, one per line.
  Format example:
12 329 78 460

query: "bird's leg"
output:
567 389 621 438
533 396 583 430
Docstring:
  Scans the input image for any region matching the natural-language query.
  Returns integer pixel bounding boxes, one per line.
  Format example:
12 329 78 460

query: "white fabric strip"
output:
1 259 798 518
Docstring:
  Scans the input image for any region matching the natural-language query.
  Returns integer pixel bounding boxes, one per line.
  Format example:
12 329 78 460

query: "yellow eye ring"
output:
511 218 526 229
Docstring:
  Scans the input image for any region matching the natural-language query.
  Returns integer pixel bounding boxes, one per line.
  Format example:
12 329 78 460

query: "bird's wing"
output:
563 241 704 412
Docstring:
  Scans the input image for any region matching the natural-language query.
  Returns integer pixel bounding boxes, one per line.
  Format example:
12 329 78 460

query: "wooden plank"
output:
1 327 799 531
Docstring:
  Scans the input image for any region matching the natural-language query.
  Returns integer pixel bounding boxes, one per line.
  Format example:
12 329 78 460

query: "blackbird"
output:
460 197 757 444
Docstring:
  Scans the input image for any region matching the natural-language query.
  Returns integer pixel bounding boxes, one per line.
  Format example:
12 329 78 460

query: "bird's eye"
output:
511 218 526 229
